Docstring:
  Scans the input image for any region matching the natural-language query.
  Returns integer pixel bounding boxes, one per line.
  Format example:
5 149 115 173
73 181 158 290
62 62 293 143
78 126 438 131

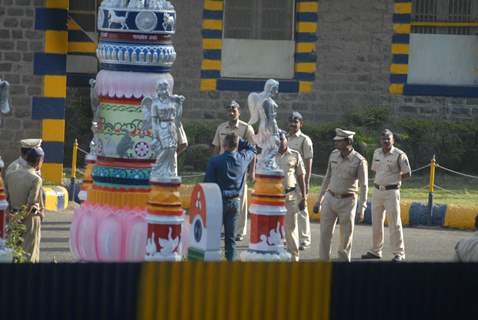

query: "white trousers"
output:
298 205 311 245
369 189 405 258
285 194 300 261
235 183 248 237
319 192 357 262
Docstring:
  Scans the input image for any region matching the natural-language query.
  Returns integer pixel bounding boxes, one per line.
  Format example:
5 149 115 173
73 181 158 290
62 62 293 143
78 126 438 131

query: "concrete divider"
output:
42 185 68 212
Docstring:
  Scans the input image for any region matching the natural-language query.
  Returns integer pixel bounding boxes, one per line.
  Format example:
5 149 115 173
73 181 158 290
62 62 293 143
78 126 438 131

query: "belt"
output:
285 187 296 194
374 183 399 191
327 190 355 199
223 195 240 200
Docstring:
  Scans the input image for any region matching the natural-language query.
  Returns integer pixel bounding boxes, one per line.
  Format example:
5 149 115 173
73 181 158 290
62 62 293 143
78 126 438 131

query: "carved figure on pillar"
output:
248 79 281 174
0 80 10 115
141 79 185 181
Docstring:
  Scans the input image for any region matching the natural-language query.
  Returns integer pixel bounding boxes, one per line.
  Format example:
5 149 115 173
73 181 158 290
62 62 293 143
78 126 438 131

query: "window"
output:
407 0 478 87
221 0 296 79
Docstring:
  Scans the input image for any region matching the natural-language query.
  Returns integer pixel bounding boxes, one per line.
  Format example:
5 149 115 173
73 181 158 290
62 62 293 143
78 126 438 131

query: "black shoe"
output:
361 252 381 260
392 255 404 262
235 235 244 241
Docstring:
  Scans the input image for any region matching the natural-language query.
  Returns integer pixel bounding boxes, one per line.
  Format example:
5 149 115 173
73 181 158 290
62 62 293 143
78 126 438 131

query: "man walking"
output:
5 146 45 262
287 112 313 250
205 133 256 261
212 100 255 241
276 132 307 261
314 128 368 262
362 129 411 262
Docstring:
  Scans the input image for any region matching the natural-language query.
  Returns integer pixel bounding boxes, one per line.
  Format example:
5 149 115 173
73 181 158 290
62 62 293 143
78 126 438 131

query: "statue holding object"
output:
141 79 185 181
248 79 281 174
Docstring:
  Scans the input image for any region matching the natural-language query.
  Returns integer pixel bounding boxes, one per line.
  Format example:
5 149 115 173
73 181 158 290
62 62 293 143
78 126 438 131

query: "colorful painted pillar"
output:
241 173 290 261
70 1 179 261
0 164 7 240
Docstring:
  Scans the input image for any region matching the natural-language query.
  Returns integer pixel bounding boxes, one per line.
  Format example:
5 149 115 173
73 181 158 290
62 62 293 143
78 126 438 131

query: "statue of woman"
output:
141 80 185 180
247 79 281 174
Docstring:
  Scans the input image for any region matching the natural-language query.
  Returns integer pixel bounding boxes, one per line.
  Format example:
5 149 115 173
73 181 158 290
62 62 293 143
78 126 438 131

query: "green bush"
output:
66 104 478 175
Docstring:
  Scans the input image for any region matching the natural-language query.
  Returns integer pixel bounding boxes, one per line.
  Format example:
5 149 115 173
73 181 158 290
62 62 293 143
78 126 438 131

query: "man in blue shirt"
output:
204 133 256 261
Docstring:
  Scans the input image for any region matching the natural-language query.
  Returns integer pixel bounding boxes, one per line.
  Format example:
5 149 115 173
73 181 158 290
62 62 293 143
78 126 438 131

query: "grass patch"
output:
310 174 478 207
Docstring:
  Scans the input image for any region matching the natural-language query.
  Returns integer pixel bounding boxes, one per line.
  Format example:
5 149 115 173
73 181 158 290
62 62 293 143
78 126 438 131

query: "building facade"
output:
1 0 477 181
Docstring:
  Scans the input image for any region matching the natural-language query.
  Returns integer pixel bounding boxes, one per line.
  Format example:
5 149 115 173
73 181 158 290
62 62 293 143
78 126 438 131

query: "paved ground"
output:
40 208 474 262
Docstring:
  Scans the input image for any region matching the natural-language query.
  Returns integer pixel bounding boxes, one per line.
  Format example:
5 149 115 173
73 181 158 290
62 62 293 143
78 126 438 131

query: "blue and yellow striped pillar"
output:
33 0 69 184
294 0 319 93
200 0 224 92
200 0 319 93
66 17 98 87
389 0 412 95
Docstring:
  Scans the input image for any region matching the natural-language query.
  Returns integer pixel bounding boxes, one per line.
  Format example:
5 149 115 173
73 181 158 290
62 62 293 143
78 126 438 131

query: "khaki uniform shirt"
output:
5 157 27 176
319 149 368 209
287 130 313 161
276 148 305 194
454 233 478 262
212 120 255 154
372 146 411 186
5 164 43 211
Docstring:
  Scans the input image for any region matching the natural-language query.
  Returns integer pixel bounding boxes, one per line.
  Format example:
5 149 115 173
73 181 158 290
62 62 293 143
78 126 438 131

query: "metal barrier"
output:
0 262 477 320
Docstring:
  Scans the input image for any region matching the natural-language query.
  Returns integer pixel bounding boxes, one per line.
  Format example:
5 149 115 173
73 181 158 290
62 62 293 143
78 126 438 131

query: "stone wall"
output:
171 0 397 124
2 0 478 167
0 0 43 165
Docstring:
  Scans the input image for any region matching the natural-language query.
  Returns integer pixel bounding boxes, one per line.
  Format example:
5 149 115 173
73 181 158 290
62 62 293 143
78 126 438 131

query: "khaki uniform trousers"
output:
319 192 357 262
23 213 41 263
298 206 311 246
284 192 300 261
370 189 405 258
235 182 248 237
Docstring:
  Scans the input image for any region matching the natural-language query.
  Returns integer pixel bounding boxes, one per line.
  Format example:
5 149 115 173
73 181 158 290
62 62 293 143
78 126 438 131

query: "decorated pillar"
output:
0 79 10 240
0 160 7 240
241 80 291 261
69 0 180 262
145 177 183 261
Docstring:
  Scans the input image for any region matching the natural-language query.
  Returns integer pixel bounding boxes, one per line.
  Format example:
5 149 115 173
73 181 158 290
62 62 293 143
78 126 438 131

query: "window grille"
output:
412 0 478 35
224 0 295 40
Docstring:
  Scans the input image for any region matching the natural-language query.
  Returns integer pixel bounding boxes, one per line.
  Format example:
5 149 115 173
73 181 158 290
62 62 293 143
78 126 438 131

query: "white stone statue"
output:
141 80 185 180
0 79 10 115
248 79 281 174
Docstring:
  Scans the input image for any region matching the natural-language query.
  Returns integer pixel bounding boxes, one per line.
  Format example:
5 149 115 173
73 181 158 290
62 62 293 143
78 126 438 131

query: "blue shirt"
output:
204 139 256 199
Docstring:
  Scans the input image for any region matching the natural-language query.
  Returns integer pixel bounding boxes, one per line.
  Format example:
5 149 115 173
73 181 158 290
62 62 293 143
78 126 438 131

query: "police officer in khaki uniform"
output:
314 128 368 262
276 132 307 261
362 129 411 262
212 100 255 241
5 138 42 176
287 112 313 250
5 146 45 263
